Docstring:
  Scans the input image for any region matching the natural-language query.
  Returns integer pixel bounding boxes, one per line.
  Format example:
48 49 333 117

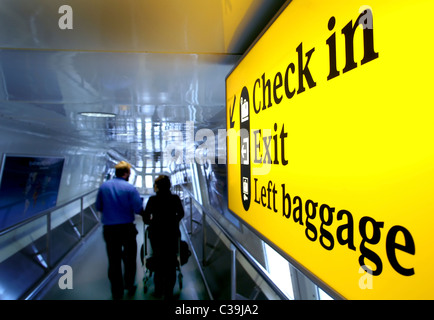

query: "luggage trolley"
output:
139 225 153 294
174 237 192 291
139 224 191 294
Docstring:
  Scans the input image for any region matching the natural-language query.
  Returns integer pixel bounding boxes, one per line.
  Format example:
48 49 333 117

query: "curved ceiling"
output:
0 0 287 168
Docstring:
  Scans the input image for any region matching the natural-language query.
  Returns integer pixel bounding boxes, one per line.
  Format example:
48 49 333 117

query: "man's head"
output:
115 161 132 180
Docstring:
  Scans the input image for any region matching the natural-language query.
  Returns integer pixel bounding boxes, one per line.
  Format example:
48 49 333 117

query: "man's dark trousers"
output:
103 223 138 299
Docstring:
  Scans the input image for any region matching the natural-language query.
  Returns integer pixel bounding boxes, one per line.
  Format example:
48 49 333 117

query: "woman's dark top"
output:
142 191 184 255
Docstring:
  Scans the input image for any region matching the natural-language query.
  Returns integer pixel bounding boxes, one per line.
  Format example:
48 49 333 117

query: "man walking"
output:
96 161 143 300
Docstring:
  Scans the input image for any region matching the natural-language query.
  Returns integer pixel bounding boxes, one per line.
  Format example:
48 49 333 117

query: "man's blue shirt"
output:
96 177 143 225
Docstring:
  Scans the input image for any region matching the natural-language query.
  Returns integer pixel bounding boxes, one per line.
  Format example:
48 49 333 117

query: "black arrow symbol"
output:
229 95 236 128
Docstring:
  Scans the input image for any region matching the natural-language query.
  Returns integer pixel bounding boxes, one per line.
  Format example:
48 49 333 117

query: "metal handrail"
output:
0 188 98 237
178 185 289 300
23 188 99 300
0 188 100 300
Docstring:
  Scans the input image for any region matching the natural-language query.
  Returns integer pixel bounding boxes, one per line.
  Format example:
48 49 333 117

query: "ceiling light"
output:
79 112 116 118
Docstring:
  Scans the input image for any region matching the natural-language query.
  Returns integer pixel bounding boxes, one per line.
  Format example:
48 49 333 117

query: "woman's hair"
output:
155 175 171 193
115 161 131 178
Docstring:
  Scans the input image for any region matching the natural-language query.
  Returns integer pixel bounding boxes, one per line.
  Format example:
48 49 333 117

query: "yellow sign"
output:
226 0 434 299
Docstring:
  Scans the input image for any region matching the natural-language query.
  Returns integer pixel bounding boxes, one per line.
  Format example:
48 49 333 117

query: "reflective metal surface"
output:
0 0 286 176
0 0 299 301
0 0 285 53
0 50 239 168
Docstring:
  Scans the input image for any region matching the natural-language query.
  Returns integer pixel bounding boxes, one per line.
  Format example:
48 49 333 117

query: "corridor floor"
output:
39 216 209 300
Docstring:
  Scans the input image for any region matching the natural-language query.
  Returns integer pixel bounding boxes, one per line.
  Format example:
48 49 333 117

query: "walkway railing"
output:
0 189 100 300
1 184 290 300
176 185 289 300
